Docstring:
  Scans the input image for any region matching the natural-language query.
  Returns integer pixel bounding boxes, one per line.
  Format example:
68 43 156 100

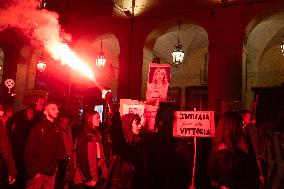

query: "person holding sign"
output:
208 111 261 189
146 66 169 101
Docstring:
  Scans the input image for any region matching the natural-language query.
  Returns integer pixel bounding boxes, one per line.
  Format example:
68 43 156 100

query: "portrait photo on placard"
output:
146 63 171 101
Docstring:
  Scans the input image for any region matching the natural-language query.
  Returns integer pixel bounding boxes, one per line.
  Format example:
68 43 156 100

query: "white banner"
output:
120 99 145 118
173 111 215 137
119 99 159 131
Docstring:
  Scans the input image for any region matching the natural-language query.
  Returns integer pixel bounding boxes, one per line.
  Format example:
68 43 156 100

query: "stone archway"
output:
243 11 284 110
74 33 120 97
143 19 209 109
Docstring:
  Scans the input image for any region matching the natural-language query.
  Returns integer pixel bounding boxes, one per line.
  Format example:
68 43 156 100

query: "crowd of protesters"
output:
0 93 283 189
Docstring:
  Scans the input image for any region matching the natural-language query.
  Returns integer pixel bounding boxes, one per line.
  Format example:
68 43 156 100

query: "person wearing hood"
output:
74 111 108 188
104 92 153 189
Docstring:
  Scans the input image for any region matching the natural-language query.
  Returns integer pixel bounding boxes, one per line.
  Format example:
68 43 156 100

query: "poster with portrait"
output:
146 63 171 101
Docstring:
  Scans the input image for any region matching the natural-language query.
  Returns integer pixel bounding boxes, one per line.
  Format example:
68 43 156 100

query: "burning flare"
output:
0 0 97 83
47 41 95 81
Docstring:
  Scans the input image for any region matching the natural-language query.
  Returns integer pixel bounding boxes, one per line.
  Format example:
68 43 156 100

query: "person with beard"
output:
74 111 108 189
0 104 16 188
25 100 67 189
11 106 35 189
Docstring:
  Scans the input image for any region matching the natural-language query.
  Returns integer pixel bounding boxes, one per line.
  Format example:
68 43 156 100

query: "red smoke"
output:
0 0 98 85
0 0 68 46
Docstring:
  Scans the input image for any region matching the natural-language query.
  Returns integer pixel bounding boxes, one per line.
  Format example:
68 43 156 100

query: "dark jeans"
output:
15 159 27 189
0 165 9 189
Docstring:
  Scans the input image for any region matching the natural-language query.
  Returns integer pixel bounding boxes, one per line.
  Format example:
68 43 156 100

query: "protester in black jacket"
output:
11 107 35 189
104 91 156 189
0 104 16 189
208 111 260 189
25 100 67 189
105 112 149 189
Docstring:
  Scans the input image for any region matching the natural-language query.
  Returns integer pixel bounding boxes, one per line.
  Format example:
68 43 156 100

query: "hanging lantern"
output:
37 60 47 72
96 39 107 69
39 0 47 9
172 45 185 65
281 40 284 56
172 21 185 67
96 53 106 69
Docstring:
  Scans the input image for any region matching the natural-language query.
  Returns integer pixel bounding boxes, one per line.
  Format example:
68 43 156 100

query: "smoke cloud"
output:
0 0 99 85
0 0 70 48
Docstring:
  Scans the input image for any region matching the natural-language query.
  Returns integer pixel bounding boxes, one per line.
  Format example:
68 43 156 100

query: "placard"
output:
146 63 170 101
173 111 215 137
119 99 146 118
145 100 159 130
119 99 159 131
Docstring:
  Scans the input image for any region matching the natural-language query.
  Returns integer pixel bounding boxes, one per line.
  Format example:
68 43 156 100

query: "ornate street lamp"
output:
281 40 284 56
36 60 46 72
172 21 185 67
38 0 47 9
96 39 107 69
36 52 46 72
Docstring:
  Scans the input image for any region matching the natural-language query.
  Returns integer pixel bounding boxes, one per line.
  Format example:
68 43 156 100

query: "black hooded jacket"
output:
24 118 67 178
106 112 151 189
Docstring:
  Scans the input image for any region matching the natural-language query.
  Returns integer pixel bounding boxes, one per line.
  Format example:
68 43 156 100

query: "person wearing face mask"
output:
0 104 16 188
74 111 108 189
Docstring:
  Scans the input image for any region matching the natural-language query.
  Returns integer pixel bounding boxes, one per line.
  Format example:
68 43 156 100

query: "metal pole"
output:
189 108 197 189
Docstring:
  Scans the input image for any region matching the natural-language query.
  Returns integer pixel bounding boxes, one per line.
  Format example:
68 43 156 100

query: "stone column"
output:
208 42 243 117
117 37 130 100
